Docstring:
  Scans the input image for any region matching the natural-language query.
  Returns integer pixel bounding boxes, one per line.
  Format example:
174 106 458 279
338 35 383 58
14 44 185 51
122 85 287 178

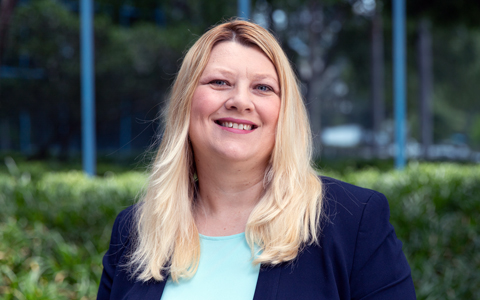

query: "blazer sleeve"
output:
97 207 133 300
349 191 416 300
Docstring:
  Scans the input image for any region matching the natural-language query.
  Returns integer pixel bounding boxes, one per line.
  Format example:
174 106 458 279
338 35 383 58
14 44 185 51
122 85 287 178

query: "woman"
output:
97 20 416 299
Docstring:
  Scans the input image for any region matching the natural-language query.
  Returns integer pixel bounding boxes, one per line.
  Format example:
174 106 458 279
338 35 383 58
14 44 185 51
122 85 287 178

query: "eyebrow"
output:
206 67 278 82
204 67 235 77
250 73 279 83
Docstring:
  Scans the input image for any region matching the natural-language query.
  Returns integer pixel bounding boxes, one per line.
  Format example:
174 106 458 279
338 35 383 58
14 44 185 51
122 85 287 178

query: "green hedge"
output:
0 162 479 299
342 163 480 299
0 170 146 299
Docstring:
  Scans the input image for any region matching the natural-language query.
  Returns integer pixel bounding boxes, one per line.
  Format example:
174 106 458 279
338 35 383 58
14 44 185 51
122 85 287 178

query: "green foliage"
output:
470 114 480 147
342 163 480 299
0 161 147 299
1 160 479 299
0 218 100 299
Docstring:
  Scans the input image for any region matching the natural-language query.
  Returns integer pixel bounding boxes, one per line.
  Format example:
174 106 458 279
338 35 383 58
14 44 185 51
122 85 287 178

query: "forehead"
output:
204 41 278 77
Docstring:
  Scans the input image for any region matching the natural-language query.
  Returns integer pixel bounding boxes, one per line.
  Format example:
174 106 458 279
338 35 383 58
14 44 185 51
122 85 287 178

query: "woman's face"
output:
189 41 281 165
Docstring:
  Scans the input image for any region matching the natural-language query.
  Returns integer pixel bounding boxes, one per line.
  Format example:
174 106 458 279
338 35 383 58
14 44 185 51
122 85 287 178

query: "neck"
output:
194 155 269 236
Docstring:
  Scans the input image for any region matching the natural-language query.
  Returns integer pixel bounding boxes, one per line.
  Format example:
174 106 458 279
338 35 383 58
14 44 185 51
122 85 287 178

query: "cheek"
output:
190 87 221 121
257 100 281 130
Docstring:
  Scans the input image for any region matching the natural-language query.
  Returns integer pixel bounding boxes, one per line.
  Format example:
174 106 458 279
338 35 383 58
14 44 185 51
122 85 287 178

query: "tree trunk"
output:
19 110 31 155
371 8 385 155
0 0 18 66
120 99 132 153
0 118 11 150
417 18 433 159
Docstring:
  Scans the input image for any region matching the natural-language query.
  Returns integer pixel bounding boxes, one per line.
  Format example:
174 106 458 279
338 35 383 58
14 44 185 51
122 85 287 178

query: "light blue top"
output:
160 232 260 300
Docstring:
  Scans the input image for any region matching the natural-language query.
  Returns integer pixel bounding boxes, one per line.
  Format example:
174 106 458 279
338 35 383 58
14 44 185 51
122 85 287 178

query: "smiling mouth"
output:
214 120 256 131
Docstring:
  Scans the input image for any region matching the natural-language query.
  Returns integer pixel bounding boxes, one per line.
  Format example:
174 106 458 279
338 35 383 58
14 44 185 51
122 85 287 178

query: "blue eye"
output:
257 85 272 92
211 80 227 86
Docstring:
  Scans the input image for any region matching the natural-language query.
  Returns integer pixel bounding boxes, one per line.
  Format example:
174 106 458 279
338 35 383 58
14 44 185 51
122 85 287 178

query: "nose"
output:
225 84 254 112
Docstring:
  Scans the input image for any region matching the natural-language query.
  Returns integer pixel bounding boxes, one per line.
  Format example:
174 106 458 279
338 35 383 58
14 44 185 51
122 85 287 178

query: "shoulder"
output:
106 205 137 265
315 176 389 250
275 177 415 298
97 205 139 299
318 177 415 298
319 176 389 228
111 205 137 245
320 175 382 204
114 205 136 234
315 176 397 276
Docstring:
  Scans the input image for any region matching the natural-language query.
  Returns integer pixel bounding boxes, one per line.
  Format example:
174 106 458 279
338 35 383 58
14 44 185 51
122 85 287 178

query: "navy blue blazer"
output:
97 177 416 299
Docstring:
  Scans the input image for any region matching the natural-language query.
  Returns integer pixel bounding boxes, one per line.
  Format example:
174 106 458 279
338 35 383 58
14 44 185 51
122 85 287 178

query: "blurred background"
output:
1 0 480 167
1 0 480 299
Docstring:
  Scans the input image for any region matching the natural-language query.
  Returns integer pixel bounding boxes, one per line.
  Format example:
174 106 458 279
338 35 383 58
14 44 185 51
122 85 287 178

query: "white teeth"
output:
218 121 253 130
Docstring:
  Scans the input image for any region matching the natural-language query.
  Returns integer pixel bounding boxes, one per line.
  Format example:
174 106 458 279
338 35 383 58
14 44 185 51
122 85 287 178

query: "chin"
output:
218 149 270 165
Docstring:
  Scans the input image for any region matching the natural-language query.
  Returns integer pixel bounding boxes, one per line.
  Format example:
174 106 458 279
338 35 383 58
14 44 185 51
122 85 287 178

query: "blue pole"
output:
238 0 250 20
393 0 406 169
80 0 96 176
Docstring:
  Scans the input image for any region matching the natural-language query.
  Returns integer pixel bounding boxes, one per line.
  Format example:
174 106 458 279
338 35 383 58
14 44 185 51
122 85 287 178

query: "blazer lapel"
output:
253 265 282 300
123 278 167 300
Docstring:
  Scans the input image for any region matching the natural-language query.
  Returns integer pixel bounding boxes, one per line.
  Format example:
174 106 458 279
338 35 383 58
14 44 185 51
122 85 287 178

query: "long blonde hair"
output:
127 19 323 282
